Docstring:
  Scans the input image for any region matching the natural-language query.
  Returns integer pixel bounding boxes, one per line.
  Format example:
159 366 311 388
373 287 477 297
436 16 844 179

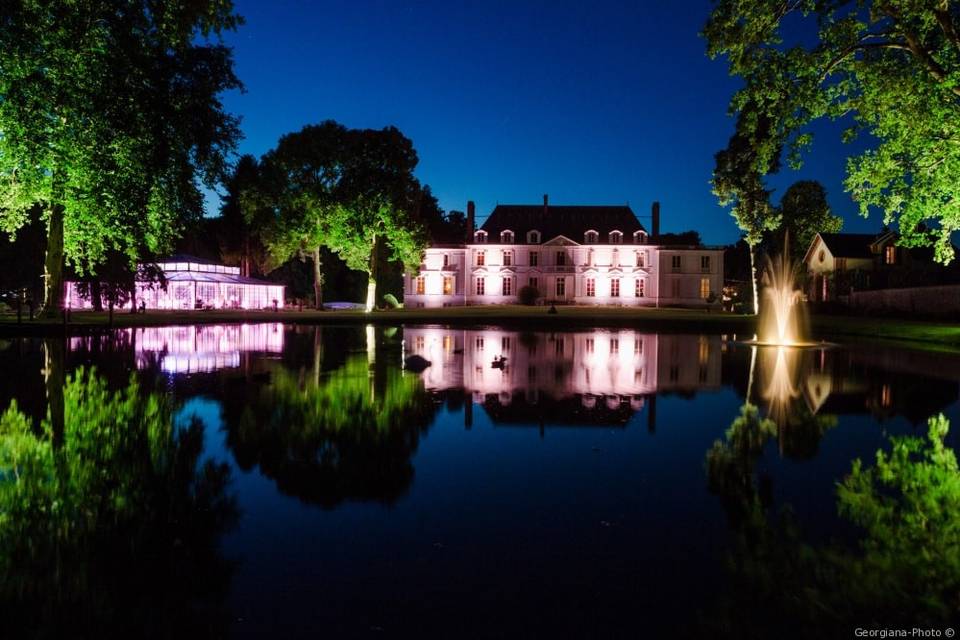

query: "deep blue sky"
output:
215 0 879 245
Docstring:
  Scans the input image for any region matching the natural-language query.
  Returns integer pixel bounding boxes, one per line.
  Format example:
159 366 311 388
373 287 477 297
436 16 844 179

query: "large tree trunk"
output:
312 246 324 310
748 243 760 316
365 235 379 313
91 281 104 311
43 339 65 447
42 204 65 317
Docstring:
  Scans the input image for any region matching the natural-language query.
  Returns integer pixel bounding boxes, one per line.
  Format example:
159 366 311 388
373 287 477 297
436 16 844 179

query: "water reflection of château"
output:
404 327 723 427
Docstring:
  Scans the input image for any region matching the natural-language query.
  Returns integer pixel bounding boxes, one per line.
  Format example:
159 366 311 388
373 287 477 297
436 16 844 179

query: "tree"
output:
655 230 703 246
326 127 426 312
0 1 242 315
712 107 781 315
773 181 843 263
704 0 960 264
258 123 427 311
217 154 271 277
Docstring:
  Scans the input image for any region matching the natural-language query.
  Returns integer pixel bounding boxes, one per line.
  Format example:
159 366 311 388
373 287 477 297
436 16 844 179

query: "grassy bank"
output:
1 306 958 350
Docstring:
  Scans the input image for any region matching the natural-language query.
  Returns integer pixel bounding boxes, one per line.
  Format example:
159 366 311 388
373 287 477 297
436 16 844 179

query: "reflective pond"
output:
1 324 958 638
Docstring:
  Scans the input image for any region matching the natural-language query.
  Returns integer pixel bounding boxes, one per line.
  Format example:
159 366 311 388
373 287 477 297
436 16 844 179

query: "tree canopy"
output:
773 180 843 262
705 0 960 263
0 0 243 312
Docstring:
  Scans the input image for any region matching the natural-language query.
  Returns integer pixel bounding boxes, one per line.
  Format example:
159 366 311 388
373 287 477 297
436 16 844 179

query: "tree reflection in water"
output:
224 349 437 508
706 402 960 635
0 367 238 638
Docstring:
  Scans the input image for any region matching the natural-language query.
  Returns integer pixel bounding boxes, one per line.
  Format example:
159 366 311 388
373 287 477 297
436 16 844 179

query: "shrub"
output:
382 293 402 309
517 285 539 305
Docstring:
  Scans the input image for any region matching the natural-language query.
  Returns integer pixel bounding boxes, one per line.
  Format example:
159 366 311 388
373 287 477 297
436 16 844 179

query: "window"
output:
414 336 425 351
475 230 487 243
671 255 682 272
609 231 622 244
415 276 425 295
476 336 484 351
634 231 647 244
502 277 512 296
701 255 711 272
529 276 538 291
476 250 485 266
634 338 642 355
700 278 710 299
584 230 598 243
556 278 566 297
836 257 847 271
610 278 620 297
586 337 595 353
556 251 567 266
503 250 512 266
586 277 596 297
530 251 539 266
635 278 645 297
885 245 897 265
443 253 449 267
502 336 511 351
501 230 514 243
636 252 645 267
443 276 453 295
610 338 619 354
818 249 826 263
443 335 453 352
528 230 541 243
476 277 485 295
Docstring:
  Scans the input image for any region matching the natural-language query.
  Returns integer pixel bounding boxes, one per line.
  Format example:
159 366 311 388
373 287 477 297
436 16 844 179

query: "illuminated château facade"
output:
405 198 723 307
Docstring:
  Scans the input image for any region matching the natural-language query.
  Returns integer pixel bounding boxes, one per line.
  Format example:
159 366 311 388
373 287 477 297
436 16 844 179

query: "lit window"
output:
503 250 512 266
700 278 710 299
502 277 512 296
671 255 682 271
415 276 425 295
443 276 453 295
476 251 485 266
586 338 595 353
634 338 642 354
530 251 538 266
610 278 620 297
699 336 709 365
556 278 566 297
634 231 647 244
885 245 896 265
586 277 596 297
476 336 484 351
476 277 485 295
635 278 645 297
415 336 425 351
502 336 511 351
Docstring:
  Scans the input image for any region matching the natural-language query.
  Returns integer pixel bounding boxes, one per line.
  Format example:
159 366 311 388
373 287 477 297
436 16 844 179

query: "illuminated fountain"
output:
756 243 811 347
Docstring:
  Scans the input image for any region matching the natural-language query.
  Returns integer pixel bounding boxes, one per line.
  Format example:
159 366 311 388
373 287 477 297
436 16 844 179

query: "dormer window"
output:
475 230 487 243
609 231 623 244
634 231 647 245
501 230 514 244
584 230 599 244
527 230 541 244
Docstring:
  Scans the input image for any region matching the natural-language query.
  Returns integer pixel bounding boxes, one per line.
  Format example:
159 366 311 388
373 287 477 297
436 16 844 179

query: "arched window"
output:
584 230 599 244
475 230 487 243
609 231 623 244
527 230 541 244
634 230 647 245
501 230 514 244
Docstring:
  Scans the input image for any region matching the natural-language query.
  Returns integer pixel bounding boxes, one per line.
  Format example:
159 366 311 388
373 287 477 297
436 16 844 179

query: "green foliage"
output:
224 353 436 507
0 0 243 306
705 0 960 263
774 181 843 261
382 293 402 309
0 367 237 635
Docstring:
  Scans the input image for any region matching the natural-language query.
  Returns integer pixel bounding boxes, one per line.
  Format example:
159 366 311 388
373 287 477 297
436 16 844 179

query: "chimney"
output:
543 193 549 216
466 200 475 242
651 201 660 239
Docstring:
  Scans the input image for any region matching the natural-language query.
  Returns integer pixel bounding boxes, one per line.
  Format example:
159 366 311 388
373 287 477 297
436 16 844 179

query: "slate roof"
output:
479 205 646 243
817 233 879 259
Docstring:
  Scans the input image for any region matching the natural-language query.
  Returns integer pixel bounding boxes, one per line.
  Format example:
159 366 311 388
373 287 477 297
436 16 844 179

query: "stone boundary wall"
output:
847 284 960 314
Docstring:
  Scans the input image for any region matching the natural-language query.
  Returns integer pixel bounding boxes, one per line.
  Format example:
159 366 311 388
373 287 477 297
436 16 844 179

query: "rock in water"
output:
404 355 431 372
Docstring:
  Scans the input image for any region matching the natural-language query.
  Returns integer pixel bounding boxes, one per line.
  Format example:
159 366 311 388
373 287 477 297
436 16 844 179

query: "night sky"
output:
215 0 879 245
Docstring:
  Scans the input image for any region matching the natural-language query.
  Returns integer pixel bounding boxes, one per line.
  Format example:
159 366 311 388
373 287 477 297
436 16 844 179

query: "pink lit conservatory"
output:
65 255 285 311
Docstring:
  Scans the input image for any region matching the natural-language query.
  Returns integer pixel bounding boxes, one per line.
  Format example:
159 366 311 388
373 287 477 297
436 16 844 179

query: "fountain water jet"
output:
755 236 813 347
